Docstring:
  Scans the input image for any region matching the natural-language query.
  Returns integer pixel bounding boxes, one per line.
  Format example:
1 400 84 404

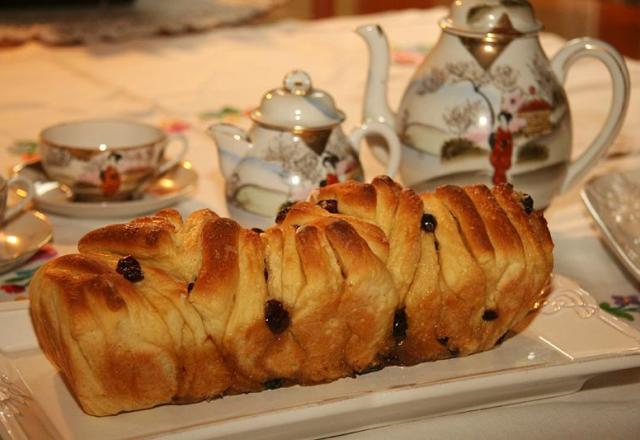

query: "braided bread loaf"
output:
29 176 553 416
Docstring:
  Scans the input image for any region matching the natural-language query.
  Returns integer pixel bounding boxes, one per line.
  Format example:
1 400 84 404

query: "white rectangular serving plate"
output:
581 169 640 282
0 274 639 440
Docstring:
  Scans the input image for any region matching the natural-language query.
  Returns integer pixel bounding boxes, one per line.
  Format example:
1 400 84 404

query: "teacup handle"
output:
4 176 34 224
551 37 630 192
157 133 189 175
349 121 401 177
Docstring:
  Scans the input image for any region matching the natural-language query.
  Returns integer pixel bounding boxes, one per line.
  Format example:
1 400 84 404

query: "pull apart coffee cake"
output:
29 176 553 416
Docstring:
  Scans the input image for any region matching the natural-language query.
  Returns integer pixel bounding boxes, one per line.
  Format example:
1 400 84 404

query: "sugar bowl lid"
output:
250 70 345 131
441 0 542 36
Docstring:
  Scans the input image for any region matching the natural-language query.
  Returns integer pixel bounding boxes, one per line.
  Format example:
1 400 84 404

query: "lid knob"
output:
442 0 541 35
283 70 312 96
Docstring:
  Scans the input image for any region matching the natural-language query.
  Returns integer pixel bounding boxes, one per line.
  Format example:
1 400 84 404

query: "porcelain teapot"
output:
357 0 630 208
209 70 401 227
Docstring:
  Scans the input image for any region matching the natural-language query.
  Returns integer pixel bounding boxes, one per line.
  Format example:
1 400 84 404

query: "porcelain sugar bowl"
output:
209 70 401 227
358 0 629 208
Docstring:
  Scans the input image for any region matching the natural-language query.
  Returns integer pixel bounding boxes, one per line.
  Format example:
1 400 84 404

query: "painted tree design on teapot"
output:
399 52 566 186
358 0 629 208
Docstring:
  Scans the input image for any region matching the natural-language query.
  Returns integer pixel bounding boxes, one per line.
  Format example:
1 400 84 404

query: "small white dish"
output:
0 210 52 275
581 169 640 282
13 160 198 219
0 274 638 439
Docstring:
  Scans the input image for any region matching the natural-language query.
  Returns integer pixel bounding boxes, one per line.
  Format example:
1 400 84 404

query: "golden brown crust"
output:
324 219 396 370
311 180 378 222
396 229 448 363
463 185 527 349
435 186 496 351
491 185 552 324
29 177 553 416
421 192 486 355
78 212 178 259
386 189 424 303
292 222 349 381
30 254 179 415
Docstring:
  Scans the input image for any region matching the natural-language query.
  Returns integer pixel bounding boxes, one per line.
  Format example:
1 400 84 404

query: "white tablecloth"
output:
1 7 640 439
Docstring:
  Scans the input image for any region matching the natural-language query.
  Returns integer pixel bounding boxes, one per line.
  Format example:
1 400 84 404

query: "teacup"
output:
0 175 34 225
39 119 188 201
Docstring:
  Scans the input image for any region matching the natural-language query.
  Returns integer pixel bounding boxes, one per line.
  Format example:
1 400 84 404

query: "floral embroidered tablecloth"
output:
0 245 57 299
0 7 639 438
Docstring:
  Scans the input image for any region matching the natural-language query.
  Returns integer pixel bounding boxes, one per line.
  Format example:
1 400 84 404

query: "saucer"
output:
13 160 198 219
0 210 53 275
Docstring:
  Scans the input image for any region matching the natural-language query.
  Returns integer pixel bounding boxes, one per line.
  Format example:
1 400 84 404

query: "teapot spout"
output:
356 24 395 131
208 123 252 179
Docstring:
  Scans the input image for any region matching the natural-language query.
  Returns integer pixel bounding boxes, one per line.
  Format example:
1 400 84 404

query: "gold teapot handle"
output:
551 37 630 192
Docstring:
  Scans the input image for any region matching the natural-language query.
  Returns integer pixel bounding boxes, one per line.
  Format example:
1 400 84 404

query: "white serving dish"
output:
0 274 638 439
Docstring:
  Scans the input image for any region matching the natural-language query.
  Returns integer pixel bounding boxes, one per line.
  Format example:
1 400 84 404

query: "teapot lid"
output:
251 70 345 131
441 0 542 36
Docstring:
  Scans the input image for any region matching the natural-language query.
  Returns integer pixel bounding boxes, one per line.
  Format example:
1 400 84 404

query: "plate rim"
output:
1 274 639 440
154 353 640 440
